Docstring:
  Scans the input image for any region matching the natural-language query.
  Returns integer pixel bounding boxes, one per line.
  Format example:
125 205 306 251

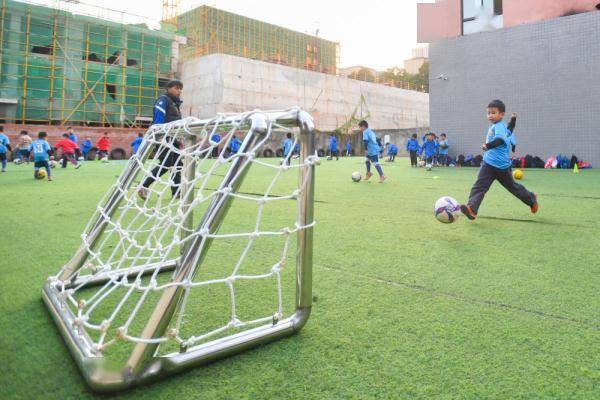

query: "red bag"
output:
520 157 526 168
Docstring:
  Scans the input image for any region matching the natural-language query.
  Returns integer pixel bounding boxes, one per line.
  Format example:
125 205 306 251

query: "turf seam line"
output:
319 265 599 330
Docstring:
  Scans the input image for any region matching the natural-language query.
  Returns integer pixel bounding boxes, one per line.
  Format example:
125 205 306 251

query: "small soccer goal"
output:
42 108 318 392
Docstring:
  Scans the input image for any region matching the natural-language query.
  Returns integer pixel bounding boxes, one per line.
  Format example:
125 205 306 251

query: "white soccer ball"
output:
101 156 109 163
434 196 461 224
49 160 57 168
418 160 426 167
13 158 22 165
78 156 84 161
426 164 432 171
351 171 362 182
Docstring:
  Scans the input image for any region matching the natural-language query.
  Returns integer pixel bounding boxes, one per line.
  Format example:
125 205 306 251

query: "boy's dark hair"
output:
62 133 69 138
0 126 3 132
67 127 73 131
166 79 183 89
411 133 417 139
488 99 506 113
138 132 144 137
20 130 28 135
38 131 47 138
440 133 446 137
286 132 292 139
358 120 368 128
104 131 108 136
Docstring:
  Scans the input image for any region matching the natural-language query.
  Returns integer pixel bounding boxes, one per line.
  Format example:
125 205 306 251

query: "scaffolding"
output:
177 5 339 74
0 0 175 126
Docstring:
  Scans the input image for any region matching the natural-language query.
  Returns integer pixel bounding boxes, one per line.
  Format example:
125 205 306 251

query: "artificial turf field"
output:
0 157 598 399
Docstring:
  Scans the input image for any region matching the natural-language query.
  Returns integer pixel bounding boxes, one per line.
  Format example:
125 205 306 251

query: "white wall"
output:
179 54 429 131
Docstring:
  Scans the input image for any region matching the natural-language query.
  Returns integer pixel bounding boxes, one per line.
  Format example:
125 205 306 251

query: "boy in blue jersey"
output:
282 132 293 165
386 143 398 162
0 126 11 172
328 134 339 160
30 131 52 181
406 133 420 167
130 132 144 156
359 120 386 182
81 136 92 160
420 133 438 167
229 134 242 156
438 133 449 166
345 140 351 156
461 100 538 220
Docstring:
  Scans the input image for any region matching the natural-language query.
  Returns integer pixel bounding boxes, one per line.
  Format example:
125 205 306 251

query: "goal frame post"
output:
42 108 316 392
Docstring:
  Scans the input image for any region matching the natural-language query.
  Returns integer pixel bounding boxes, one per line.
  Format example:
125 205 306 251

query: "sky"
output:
71 0 427 70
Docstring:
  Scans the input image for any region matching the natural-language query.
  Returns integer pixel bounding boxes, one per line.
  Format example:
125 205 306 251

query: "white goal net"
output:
43 108 317 391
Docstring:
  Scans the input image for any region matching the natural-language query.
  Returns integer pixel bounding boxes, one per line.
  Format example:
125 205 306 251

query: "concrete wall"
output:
429 10 600 165
179 54 429 132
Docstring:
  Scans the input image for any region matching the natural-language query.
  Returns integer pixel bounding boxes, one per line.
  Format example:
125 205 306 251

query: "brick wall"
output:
429 11 600 165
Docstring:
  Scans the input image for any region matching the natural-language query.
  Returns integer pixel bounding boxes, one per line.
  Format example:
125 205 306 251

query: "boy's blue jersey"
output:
406 138 420 152
211 134 221 143
283 138 293 156
421 139 438 157
0 133 9 153
362 128 380 157
230 137 242 153
81 139 92 152
329 136 338 152
29 139 50 161
438 139 449 155
293 143 300 154
484 121 511 169
387 144 398 155
68 133 78 144
131 137 143 153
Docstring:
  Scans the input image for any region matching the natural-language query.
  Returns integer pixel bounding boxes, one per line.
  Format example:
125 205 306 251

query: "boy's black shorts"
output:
0 153 6 161
34 160 49 168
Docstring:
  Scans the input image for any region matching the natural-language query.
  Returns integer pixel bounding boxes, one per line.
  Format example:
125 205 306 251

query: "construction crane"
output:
161 0 180 31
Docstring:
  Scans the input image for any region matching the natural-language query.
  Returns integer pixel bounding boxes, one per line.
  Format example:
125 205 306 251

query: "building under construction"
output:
0 0 175 126
177 5 339 74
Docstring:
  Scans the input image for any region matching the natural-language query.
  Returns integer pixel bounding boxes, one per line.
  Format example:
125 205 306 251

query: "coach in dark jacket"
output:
138 79 184 200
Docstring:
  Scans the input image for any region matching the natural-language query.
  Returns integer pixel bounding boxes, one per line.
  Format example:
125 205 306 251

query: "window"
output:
462 0 480 22
494 0 503 15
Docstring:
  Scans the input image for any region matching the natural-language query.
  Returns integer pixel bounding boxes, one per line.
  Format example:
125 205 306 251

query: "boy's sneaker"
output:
365 171 373 181
530 193 539 214
137 187 148 200
460 204 477 220
75 163 81 169
48 177 53 181
379 175 386 183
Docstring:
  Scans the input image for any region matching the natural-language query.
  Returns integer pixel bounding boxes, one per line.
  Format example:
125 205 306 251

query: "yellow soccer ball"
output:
36 169 47 180
513 169 523 180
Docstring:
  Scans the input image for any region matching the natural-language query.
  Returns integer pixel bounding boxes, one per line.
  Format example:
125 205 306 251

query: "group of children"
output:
405 132 450 168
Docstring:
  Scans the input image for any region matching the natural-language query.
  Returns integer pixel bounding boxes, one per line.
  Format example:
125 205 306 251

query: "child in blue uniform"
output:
386 143 398 162
328 134 339 160
461 100 538 220
282 132 293 165
0 126 11 172
420 133 438 167
130 133 144 156
406 133 420 167
30 131 52 180
438 133 449 166
345 140 351 156
359 120 386 183
229 134 242 155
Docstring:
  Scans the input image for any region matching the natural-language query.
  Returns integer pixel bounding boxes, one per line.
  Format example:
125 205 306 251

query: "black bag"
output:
457 154 465 166
532 156 545 168
473 154 483 167
525 154 533 168
570 155 579 169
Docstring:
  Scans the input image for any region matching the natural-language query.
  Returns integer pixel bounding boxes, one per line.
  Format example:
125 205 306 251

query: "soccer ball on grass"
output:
513 169 523 180
351 171 362 182
35 169 47 180
434 196 460 223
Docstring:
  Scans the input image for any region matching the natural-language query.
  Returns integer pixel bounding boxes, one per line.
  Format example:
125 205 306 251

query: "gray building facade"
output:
429 10 600 166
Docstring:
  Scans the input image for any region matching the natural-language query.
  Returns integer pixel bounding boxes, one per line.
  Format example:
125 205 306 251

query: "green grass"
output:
0 158 598 399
